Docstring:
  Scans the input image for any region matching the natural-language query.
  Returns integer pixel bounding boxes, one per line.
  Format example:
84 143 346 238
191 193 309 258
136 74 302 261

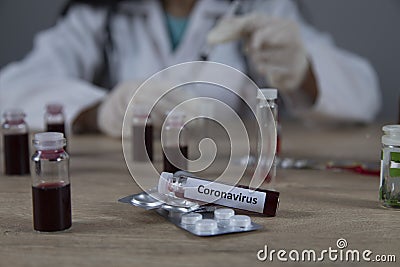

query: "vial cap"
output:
382 125 400 146
157 172 174 195
46 103 63 115
382 125 400 135
195 219 218 232
33 132 66 150
132 104 151 118
260 88 278 100
214 208 235 220
181 213 203 225
3 108 26 122
165 111 185 127
229 215 251 228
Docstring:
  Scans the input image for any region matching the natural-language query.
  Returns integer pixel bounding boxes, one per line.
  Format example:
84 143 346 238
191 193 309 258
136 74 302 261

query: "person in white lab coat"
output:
0 0 381 137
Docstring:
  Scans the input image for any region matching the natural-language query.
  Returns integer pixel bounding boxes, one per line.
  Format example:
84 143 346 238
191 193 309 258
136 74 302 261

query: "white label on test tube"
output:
183 178 266 213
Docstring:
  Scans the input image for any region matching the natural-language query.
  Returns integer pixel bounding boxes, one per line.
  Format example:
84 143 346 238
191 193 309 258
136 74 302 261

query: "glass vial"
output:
31 132 71 231
132 105 153 162
2 108 30 175
45 103 66 136
162 112 188 173
260 88 280 155
257 89 278 187
380 125 400 208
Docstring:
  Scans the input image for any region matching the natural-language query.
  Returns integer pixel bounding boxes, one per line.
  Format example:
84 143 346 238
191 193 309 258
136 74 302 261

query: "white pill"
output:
229 215 252 228
195 219 218 232
181 213 203 225
214 208 235 220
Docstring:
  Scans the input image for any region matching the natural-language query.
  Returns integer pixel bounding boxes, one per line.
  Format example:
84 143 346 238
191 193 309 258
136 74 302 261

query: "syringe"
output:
199 0 243 61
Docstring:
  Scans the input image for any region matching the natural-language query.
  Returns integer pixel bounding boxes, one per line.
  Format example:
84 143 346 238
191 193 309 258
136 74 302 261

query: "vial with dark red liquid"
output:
2 109 30 175
31 132 71 232
132 105 153 162
45 103 66 136
162 111 188 173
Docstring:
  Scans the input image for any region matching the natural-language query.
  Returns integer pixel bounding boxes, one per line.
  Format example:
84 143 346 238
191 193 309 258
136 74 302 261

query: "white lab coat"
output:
0 0 381 130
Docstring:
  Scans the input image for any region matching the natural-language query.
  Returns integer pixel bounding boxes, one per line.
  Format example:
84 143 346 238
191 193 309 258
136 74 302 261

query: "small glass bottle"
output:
162 112 188 173
2 108 30 175
31 132 71 231
45 103 66 136
260 88 280 155
132 105 153 162
257 89 278 187
380 125 400 208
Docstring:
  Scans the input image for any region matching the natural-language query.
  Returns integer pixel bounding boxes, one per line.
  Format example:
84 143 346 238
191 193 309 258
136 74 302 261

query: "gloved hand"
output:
208 14 309 92
97 80 197 137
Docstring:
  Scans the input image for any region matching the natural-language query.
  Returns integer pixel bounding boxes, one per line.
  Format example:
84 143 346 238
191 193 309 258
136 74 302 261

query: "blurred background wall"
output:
0 0 398 121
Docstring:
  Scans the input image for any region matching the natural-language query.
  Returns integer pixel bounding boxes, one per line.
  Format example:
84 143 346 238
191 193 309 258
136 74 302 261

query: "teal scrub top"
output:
165 13 189 51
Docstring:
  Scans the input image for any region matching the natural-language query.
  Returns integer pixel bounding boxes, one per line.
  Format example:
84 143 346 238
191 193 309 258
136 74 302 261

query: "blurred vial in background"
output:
257 89 278 188
260 88 280 155
45 103 66 136
2 108 30 175
45 103 67 151
132 105 153 162
162 111 188 173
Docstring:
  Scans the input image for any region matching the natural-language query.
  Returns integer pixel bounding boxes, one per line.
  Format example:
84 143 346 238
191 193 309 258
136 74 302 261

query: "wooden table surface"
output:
1 122 399 267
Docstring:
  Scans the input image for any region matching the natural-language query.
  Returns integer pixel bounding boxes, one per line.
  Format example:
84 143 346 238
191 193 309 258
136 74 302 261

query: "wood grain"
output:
0 122 397 267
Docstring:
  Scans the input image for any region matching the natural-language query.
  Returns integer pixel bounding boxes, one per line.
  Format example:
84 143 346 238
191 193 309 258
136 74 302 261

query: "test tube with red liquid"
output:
158 172 279 216
31 132 71 232
2 109 30 175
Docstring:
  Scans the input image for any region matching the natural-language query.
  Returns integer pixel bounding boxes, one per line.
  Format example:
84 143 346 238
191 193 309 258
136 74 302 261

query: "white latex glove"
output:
98 80 197 137
208 14 309 92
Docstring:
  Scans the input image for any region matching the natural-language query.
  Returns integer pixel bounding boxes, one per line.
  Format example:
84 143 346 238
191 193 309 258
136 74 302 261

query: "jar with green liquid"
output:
380 125 400 208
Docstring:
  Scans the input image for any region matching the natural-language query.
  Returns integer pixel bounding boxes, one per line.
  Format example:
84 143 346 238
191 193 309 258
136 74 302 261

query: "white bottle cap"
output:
383 125 400 135
132 104 151 118
157 172 174 195
165 111 186 127
181 213 203 225
214 208 235 220
33 132 65 150
229 215 251 228
195 219 218 232
3 108 26 122
382 125 400 146
260 88 278 100
46 103 63 115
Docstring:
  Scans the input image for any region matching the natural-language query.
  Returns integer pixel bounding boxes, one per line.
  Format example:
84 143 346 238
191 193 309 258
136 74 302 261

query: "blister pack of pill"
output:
157 207 262 236
119 191 263 237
